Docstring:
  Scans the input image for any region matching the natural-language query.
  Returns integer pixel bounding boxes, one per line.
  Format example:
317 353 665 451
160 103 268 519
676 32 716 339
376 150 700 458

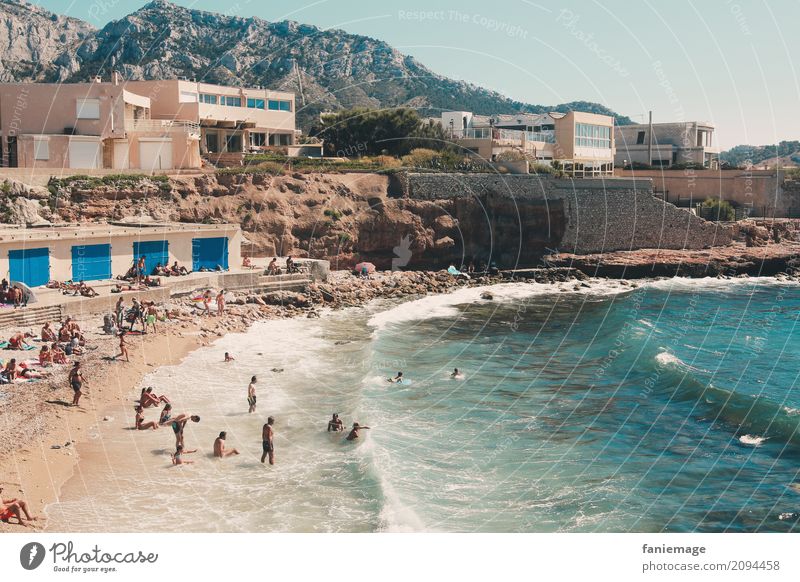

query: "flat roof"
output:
0 222 240 244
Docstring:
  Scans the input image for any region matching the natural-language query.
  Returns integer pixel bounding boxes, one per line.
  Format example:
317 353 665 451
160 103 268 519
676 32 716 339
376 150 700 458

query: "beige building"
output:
615 121 719 169
0 75 297 171
125 80 296 157
0 222 242 288
442 110 615 176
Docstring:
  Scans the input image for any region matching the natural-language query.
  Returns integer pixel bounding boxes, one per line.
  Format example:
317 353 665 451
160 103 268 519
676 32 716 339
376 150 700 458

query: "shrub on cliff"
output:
311 108 450 157
700 198 735 221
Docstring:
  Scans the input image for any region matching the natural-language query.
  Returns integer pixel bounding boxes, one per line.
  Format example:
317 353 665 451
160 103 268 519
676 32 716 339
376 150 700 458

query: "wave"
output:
655 352 800 448
367 280 633 330
643 276 800 293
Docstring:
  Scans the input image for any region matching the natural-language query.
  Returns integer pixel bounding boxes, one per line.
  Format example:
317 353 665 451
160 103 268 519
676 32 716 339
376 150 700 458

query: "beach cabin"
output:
0 222 242 287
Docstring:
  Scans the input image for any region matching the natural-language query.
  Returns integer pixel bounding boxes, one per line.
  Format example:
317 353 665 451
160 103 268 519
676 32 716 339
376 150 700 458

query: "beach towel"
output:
0 342 9 349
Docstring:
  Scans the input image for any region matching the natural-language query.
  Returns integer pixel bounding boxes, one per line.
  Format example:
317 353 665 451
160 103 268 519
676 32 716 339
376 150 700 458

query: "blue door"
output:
71 243 111 282
192 237 229 271
9 247 50 287
133 240 169 276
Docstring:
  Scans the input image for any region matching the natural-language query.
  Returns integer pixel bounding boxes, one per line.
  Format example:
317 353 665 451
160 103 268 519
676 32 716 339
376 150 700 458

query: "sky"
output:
30 0 800 149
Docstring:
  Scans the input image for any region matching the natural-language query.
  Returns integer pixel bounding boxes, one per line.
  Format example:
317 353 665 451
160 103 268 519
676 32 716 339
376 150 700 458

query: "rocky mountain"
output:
0 0 632 129
721 141 800 169
0 0 94 82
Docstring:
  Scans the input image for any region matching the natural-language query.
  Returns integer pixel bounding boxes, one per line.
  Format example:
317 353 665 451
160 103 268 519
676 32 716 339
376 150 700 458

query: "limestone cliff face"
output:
37 172 564 269
0 0 93 82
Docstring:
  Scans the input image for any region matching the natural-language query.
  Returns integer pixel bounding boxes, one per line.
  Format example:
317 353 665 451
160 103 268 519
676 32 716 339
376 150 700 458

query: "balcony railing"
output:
129 119 201 138
448 127 555 143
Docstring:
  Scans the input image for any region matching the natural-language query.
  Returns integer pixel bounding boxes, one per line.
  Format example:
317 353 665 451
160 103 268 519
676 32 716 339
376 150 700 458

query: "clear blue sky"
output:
32 0 800 149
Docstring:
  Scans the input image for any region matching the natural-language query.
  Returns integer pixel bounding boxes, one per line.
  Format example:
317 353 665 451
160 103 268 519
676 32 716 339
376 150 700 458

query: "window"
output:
179 91 198 103
636 131 645 145
247 98 265 109
224 96 242 107
200 94 218 105
574 123 612 149
250 133 266 147
76 98 100 120
268 100 292 112
33 137 49 161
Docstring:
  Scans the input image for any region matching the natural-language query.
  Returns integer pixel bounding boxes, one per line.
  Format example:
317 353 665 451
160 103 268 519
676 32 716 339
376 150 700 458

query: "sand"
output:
0 309 243 532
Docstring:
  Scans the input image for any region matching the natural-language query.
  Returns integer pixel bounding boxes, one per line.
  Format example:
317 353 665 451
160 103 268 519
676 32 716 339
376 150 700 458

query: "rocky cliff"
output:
0 0 632 129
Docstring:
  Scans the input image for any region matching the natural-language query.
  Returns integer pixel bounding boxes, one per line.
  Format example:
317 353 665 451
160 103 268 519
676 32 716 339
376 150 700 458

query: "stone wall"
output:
615 169 800 217
406 173 731 255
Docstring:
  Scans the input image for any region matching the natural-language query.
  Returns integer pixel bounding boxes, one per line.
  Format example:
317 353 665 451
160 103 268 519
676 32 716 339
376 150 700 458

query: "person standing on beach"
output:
115 297 125 328
117 331 130 362
69 362 87 407
214 432 239 458
247 376 257 413
216 290 226 316
261 417 275 465
145 302 158 334
203 290 212 316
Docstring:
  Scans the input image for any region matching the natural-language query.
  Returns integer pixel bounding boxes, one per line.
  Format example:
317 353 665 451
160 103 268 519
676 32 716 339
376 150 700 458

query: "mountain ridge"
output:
0 0 633 129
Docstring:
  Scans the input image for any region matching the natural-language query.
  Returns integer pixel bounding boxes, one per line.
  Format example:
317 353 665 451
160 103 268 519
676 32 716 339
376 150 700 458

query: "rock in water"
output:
480 291 494 300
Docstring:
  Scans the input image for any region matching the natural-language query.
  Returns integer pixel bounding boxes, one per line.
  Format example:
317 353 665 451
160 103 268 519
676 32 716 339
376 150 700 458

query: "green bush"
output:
700 198 735 221
495 150 527 162
323 208 343 221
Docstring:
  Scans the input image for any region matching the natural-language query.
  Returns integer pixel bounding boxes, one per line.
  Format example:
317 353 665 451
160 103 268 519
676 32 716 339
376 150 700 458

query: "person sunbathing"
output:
8 332 31 350
78 281 98 297
171 261 189 276
152 263 168 277
242 256 252 268
51 343 68 365
41 322 57 343
4 358 36 380
267 257 280 275
58 325 71 342
39 345 52 367
134 406 159 430
143 275 161 287
0 486 37 527
139 387 170 408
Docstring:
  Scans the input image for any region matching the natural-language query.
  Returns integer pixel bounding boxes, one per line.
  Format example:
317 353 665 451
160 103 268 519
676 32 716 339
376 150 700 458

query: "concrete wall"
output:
406 173 730 255
614 169 799 217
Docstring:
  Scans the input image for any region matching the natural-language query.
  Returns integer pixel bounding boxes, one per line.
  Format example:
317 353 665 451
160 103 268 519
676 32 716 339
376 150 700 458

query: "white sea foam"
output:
739 434 768 446
655 352 686 368
367 280 632 330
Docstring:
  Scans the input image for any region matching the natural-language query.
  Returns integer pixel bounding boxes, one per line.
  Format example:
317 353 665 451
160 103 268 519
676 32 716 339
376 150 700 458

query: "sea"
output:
46 277 800 532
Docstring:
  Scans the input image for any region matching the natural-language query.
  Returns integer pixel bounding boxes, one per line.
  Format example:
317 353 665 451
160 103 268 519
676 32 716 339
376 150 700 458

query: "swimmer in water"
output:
224 352 235 362
327 413 344 432
451 368 463 379
388 371 403 384
346 422 370 441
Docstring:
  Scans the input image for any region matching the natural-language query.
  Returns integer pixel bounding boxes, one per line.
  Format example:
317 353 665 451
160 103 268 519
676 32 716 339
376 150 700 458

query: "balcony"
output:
128 119 201 139
448 127 555 144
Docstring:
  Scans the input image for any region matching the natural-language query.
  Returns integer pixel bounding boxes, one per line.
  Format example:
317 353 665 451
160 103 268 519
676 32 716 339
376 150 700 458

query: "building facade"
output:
125 80 297 157
0 76 297 171
441 110 615 176
614 121 719 169
0 222 242 287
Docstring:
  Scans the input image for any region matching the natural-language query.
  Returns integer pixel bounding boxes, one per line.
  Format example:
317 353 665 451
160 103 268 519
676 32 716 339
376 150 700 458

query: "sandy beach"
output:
0 268 507 532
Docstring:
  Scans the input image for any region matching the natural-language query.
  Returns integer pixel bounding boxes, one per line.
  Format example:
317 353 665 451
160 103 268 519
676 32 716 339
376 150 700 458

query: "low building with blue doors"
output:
0 222 242 287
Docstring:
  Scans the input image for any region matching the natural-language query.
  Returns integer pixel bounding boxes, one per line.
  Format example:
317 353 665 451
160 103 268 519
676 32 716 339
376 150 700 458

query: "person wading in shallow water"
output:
346 422 370 441
247 376 257 413
261 416 275 465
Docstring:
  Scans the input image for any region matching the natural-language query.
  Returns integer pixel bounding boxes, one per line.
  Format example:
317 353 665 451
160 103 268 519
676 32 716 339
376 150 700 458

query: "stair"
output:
0 304 64 331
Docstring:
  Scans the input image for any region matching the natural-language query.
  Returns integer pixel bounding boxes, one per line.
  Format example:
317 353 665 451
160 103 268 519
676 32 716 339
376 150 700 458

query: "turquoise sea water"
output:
47 278 800 532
